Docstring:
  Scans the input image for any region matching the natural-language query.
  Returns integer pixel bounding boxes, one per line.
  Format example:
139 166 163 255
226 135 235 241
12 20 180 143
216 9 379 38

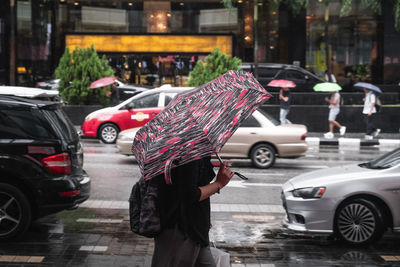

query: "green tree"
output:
187 48 242 86
55 45 114 105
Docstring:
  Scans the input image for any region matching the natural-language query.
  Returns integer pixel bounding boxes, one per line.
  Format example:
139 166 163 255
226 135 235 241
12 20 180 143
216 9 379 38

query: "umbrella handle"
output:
215 153 249 180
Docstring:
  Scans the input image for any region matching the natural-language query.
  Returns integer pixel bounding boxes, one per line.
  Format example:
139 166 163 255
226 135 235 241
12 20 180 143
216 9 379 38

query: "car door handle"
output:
250 132 257 135
151 112 157 115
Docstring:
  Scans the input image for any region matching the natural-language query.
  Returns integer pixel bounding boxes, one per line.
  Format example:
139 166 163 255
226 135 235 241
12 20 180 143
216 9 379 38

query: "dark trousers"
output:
152 226 216 267
364 114 377 135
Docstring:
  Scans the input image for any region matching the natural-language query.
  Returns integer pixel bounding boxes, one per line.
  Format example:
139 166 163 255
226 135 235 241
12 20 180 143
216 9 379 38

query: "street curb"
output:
306 137 400 148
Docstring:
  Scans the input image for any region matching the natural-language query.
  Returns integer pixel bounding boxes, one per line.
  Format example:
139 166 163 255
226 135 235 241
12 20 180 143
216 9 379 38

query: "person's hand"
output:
215 161 234 189
325 97 329 103
368 112 372 116
363 98 365 102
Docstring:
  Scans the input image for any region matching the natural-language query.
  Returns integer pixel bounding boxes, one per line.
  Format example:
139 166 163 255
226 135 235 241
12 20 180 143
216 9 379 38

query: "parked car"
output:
0 95 90 240
82 85 192 144
114 81 149 102
0 86 60 101
241 63 323 92
117 109 308 168
281 147 400 246
36 79 60 90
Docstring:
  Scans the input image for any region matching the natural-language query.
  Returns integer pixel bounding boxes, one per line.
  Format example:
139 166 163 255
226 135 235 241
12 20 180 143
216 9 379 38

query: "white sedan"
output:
117 109 308 168
282 147 400 246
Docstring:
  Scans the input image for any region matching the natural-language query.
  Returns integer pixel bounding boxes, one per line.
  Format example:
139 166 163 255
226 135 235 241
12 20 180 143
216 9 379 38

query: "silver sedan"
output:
281 148 400 246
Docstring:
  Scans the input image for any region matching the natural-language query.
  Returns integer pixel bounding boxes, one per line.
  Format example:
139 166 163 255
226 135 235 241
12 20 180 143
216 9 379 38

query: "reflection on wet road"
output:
1 140 399 266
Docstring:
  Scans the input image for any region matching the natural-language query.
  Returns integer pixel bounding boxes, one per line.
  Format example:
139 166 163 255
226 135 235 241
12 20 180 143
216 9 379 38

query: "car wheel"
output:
335 198 384 246
99 123 119 144
0 183 31 241
250 144 276 168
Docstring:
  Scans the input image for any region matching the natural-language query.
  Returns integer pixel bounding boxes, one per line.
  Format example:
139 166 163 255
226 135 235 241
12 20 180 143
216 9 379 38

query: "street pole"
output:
253 0 259 79
9 0 16 85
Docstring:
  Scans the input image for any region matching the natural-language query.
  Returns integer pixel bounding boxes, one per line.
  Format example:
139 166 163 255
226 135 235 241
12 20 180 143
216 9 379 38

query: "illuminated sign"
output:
65 34 232 55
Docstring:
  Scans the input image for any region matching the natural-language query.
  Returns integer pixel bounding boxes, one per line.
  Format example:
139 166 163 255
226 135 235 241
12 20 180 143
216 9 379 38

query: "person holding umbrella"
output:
132 70 271 267
313 82 346 139
152 158 234 267
354 82 382 139
267 80 296 124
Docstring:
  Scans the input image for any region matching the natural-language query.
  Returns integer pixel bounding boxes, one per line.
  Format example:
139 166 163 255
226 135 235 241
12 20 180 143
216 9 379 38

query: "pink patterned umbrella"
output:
267 79 296 88
89 77 117 89
132 70 271 183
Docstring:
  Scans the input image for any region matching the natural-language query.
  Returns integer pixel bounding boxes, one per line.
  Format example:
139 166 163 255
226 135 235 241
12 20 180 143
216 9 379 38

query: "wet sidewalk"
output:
2 206 400 266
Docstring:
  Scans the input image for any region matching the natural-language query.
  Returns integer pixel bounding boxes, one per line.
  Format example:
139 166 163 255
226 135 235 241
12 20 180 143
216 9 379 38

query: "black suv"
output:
0 96 90 240
241 63 323 92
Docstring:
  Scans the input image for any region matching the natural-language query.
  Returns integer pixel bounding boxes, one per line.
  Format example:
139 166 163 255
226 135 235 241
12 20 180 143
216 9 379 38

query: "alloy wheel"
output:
101 126 118 143
0 192 21 237
337 203 376 243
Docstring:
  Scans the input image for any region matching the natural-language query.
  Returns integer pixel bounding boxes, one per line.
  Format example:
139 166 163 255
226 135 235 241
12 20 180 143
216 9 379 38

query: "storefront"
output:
1 0 399 87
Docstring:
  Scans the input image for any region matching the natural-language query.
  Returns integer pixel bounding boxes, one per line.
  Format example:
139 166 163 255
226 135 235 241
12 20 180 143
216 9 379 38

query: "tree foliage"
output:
55 46 114 105
187 48 242 87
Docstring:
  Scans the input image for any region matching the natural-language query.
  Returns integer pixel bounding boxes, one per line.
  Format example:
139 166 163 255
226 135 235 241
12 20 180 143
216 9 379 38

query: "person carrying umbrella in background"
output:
314 82 346 139
132 70 270 267
267 80 296 124
355 82 382 139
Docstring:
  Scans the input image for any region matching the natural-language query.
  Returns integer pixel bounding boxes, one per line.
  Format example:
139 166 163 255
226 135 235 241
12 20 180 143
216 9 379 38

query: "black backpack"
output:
129 177 161 238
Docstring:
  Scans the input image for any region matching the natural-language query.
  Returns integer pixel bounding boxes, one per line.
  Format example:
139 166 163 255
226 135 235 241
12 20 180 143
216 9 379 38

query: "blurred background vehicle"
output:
241 63 324 92
281 147 400 246
82 85 191 144
0 86 60 102
117 109 308 168
0 95 90 240
36 79 60 90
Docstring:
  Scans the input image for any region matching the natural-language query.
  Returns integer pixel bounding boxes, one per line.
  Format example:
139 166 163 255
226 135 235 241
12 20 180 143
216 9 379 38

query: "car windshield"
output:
257 109 279 126
359 148 400 169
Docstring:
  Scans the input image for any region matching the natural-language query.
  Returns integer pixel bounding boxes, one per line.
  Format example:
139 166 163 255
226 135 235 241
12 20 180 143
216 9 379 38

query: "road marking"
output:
79 200 285 213
227 180 282 188
79 246 108 252
238 172 286 177
0 256 44 263
76 218 123 223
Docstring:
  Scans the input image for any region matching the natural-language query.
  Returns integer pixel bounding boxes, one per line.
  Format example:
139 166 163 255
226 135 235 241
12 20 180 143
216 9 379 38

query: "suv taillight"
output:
41 153 71 175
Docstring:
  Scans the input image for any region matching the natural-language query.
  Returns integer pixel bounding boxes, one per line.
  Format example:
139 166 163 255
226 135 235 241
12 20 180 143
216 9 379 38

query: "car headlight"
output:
292 187 326 199
118 134 134 142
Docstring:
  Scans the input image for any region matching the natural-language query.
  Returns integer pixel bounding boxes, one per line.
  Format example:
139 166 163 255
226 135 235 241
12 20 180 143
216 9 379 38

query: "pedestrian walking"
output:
324 91 346 139
109 83 120 106
151 157 234 267
362 88 381 139
279 87 291 124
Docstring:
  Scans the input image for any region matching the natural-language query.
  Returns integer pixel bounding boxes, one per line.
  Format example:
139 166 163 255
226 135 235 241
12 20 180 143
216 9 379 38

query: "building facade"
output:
1 0 399 87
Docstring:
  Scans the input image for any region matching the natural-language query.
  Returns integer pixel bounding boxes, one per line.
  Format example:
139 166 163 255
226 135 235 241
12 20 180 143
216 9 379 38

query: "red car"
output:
82 86 190 143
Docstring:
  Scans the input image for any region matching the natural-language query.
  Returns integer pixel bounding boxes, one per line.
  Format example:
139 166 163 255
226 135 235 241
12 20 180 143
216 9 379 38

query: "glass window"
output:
283 70 306 80
241 115 261 127
306 0 378 83
258 67 280 78
0 107 57 139
44 108 79 142
163 92 178 106
128 93 159 109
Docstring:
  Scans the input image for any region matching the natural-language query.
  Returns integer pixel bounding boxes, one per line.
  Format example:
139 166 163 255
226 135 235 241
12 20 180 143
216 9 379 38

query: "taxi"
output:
82 85 191 143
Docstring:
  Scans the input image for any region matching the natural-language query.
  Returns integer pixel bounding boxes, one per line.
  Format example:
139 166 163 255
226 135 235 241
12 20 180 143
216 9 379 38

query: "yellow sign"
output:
131 112 150 122
65 35 232 55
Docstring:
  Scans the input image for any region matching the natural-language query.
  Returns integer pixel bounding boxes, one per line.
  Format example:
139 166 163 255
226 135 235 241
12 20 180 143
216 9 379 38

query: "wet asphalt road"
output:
1 140 400 266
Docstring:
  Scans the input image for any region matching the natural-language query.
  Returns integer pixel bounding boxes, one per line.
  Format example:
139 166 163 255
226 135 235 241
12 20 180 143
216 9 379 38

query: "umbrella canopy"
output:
90 77 117 89
353 82 382 94
132 70 271 183
313 82 342 92
267 80 296 88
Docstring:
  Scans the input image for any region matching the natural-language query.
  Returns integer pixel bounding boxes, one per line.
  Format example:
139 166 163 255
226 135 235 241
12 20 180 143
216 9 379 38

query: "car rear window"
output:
43 108 79 143
258 68 280 78
241 115 261 127
0 107 58 139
